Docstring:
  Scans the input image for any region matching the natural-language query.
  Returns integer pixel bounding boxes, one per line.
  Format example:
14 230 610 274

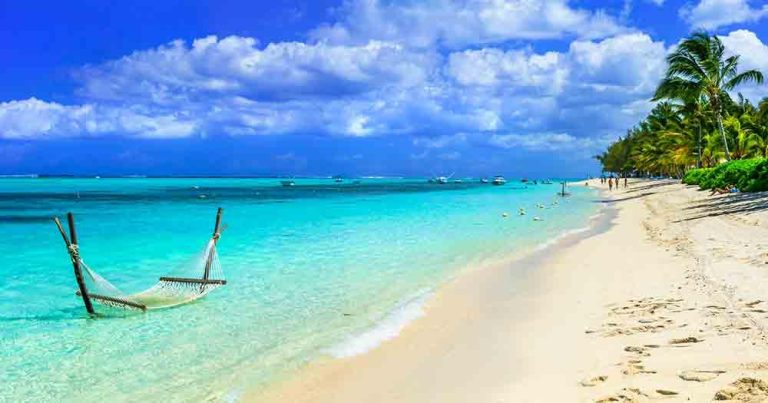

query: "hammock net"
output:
74 238 225 311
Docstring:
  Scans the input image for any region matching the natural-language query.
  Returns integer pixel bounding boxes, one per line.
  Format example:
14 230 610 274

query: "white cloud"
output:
0 30 675 159
569 33 667 93
310 0 629 48
680 0 768 30
718 29 768 101
77 36 438 103
719 29 768 71
488 132 606 151
447 49 568 95
0 98 91 139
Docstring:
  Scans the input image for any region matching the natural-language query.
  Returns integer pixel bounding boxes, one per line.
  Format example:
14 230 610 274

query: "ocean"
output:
0 177 599 402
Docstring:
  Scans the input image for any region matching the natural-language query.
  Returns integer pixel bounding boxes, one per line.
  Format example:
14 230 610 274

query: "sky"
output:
1 0 768 177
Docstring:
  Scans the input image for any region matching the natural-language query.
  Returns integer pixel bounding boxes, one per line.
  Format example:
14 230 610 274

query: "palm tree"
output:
653 32 764 161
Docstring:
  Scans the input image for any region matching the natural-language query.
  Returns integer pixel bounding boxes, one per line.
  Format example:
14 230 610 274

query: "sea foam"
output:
326 289 433 359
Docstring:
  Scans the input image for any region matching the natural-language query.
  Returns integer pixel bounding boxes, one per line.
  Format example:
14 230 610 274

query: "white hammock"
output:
55 209 226 313
77 239 225 311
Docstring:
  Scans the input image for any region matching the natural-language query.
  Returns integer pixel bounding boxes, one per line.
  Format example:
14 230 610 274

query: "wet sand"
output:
252 179 768 402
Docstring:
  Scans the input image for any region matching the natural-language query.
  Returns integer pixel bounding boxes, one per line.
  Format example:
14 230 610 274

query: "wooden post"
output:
203 208 223 281
54 213 95 315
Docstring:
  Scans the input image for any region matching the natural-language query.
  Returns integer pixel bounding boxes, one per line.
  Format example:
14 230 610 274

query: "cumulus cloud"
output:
310 0 629 48
0 99 91 139
488 132 607 151
446 49 568 95
719 30 768 71
718 30 768 101
8 1 746 160
0 29 674 156
77 36 437 103
680 0 768 30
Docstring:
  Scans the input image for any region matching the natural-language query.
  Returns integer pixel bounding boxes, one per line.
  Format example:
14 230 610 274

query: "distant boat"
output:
332 175 343 183
280 180 295 187
492 176 506 186
480 178 489 183
521 178 528 183
542 179 553 184
453 179 462 184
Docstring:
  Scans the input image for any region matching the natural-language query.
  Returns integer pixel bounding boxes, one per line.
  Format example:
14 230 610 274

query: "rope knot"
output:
67 244 81 263
213 232 221 240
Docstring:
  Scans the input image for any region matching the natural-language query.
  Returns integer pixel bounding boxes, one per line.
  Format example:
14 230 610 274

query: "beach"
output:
255 179 768 402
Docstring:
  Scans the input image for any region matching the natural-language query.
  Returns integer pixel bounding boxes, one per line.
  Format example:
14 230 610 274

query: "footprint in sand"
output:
596 387 652 402
714 378 768 401
669 336 703 345
678 370 726 382
624 346 650 356
596 389 643 402
580 375 607 387
622 362 656 375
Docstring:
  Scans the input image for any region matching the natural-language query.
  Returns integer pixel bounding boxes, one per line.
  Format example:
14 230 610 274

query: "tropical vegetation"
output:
596 32 767 190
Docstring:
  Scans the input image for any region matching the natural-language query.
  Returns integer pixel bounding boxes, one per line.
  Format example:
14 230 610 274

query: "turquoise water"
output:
0 178 599 402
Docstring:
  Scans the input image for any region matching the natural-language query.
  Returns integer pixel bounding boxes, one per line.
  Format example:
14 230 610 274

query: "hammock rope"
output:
78 238 225 311
55 208 226 313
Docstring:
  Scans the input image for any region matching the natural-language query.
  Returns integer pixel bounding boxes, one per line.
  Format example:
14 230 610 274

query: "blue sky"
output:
1 0 768 177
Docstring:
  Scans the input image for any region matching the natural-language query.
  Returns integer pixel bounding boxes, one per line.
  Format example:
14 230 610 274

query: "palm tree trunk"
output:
697 123 702 168
717 112 731 161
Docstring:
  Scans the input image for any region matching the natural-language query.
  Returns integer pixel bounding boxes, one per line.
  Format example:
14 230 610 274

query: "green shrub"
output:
682 168 710 185
743 159 768 192
694 158 768 191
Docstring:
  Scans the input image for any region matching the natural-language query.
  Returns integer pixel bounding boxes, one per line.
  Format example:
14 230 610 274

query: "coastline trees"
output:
653 32 764 161
597 32 766 177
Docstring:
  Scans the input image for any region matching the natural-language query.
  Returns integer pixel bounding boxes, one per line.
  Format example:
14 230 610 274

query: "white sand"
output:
252 179 768 402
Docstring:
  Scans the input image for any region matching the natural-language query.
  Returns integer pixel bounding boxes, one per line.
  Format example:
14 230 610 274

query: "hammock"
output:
54 208 227 313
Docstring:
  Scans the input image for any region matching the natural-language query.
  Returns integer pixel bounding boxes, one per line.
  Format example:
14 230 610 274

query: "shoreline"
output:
250 179 768 402
250 183 614 401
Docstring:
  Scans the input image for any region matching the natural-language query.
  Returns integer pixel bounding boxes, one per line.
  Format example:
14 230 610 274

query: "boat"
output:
492 176 506 185
280 180 295 187
480 178 489 183
453 179 462 184
332 175 343 183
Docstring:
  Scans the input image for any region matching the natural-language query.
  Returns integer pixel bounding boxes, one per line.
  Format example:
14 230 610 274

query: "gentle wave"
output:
325 289 433 359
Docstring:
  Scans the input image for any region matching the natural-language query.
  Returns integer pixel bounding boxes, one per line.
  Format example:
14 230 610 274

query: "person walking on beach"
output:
608 177 613 191
624 177 628 188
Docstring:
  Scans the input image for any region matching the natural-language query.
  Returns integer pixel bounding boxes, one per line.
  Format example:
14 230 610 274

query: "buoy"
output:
518 208 526 216
502 212 509 218
533 216 543 221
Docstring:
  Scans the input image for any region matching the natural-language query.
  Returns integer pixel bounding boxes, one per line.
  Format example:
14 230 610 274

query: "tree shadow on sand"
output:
596 180 680 204
677 191 768 222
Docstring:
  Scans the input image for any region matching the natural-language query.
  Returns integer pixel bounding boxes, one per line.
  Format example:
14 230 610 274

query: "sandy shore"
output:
252 180 768 402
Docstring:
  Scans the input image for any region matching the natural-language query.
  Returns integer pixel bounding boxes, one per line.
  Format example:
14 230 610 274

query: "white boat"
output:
492 176 506 185
480 178 489 183
280 180 295 187
429 172 453 184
